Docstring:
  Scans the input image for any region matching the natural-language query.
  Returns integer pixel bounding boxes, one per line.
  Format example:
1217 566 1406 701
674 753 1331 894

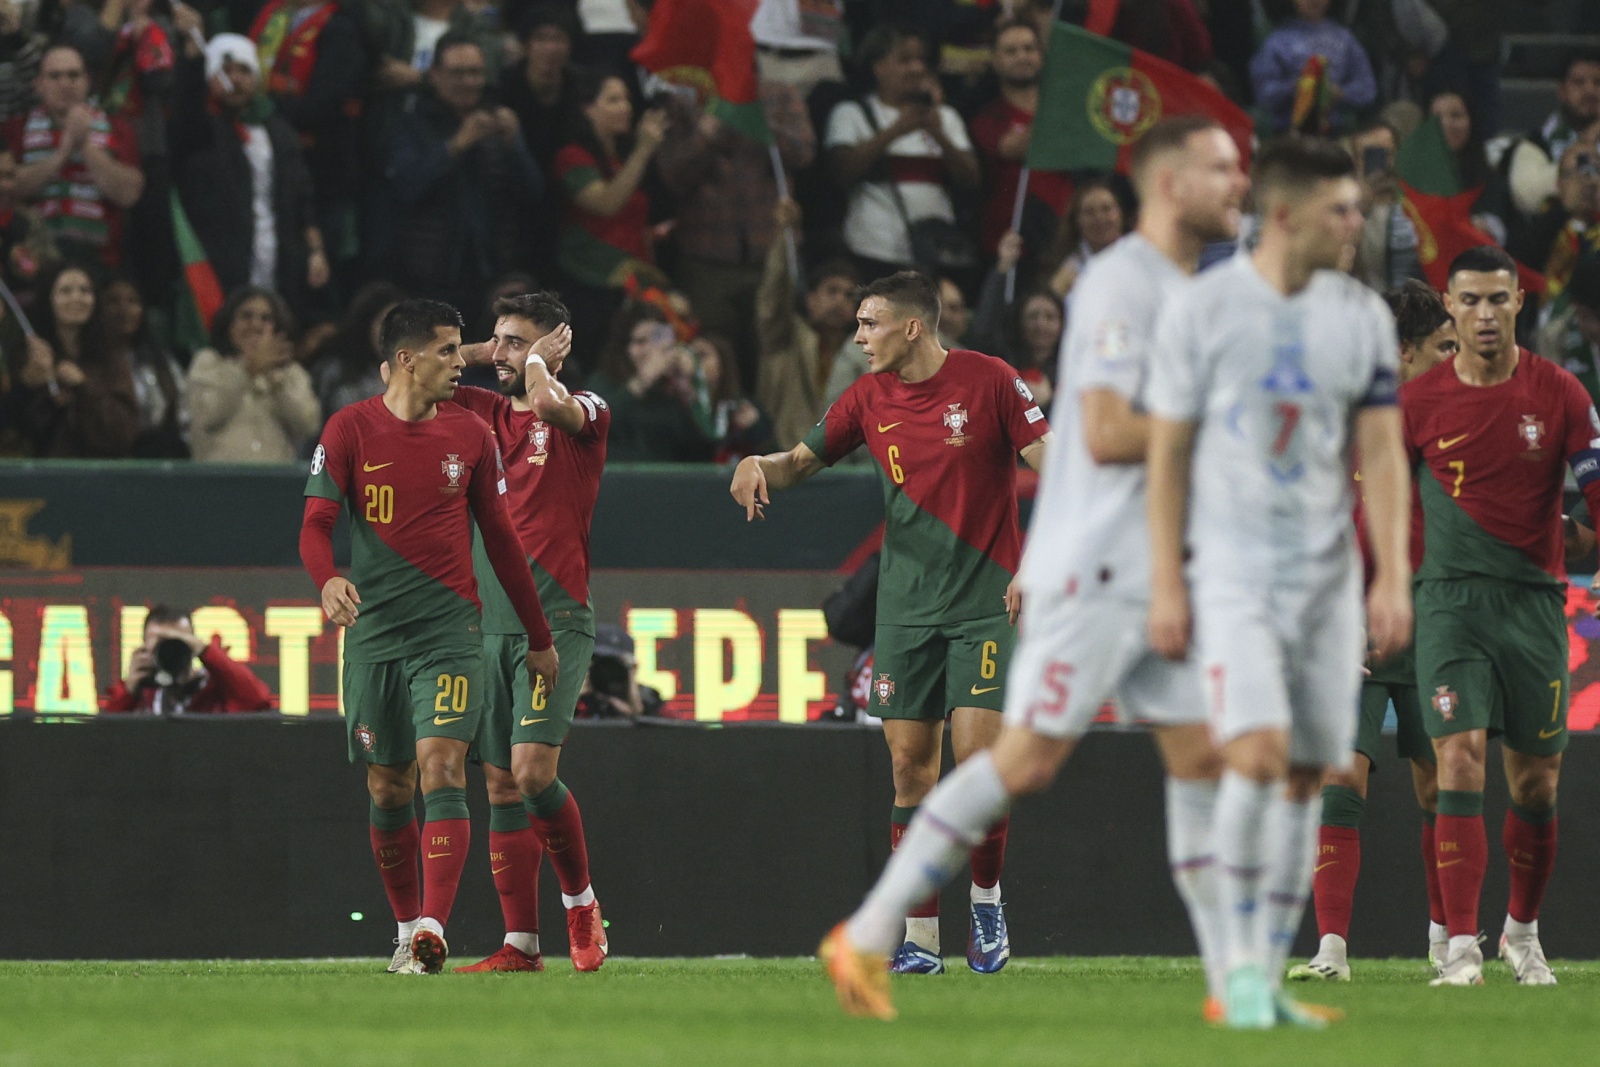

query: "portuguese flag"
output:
1025 21 1252 173
1291 54 1332 135
1396 117 1546 294
169 189 224 352
630 0 770 144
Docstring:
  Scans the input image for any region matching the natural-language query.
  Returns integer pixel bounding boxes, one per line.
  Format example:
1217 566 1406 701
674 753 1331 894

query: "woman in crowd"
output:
14 261 140 457
307 280 403 423
104 272 187 457
1047 178 1130 298
973 234 1061 410
187 285 320 463
691 332 772 463
1428 90 1513 246
554 69 669 368
586 302 715 463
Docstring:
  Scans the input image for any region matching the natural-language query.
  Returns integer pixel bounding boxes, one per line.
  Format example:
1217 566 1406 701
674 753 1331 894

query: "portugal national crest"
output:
529 423 551 465
355 723 376 752
875 673 896 707
1431 685 1458 722
441 453 465 487
943 403 969 445
1519 414 1545 450
1087 67 1161 145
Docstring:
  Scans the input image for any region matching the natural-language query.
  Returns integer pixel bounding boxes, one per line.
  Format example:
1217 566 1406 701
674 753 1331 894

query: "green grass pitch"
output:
2 956 1597 1065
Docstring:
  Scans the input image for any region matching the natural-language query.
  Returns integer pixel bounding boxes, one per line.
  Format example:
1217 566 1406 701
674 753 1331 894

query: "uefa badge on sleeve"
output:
310 444 326 476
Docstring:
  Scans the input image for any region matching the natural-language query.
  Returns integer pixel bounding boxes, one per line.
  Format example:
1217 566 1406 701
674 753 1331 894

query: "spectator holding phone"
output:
1530 135 1600 299
1346 119 1422 292
585 302 715 463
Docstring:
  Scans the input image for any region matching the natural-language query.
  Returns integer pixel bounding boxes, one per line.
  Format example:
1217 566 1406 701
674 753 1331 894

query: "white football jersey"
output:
1019 233 1186 600
1145 254 1400 592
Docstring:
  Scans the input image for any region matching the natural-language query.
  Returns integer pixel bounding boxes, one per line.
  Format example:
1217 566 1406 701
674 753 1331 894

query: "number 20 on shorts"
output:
434 673 468 714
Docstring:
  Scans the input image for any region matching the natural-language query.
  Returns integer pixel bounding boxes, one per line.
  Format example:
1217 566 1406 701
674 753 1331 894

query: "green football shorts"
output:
1414 578 1570 757
342 645 484 765
472 628 596 769
870 613 1014 720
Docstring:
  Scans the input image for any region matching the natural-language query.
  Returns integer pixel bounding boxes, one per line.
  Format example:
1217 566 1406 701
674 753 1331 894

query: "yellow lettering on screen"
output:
37 604 95 715
693 608 762 721
0 610 12 714
192 606 250 661
118 605 148 680
777 609 828 724
266 607 323 716
627 608 679 700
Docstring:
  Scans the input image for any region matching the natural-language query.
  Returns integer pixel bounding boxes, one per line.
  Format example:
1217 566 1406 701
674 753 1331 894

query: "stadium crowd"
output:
0 0 1595 463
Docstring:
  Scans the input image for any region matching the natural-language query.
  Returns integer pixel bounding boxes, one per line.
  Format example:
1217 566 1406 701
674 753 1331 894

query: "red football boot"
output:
453 944 544 973
567 902 609 972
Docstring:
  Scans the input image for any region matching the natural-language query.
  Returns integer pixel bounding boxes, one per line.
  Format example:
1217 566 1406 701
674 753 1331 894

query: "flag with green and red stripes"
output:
1025 21 1252 173
630 0 770 144
169 189 224 352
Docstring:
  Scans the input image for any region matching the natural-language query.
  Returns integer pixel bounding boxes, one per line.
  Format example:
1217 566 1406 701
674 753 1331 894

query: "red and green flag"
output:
630 0 770 144
169 189 224 352
1025 21 1253 173
1395 116 1546 295
1291 54 1332 134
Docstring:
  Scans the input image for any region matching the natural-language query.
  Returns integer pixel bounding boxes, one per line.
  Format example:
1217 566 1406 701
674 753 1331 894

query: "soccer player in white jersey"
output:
1145 136 1414 1029
819 116 1248 1023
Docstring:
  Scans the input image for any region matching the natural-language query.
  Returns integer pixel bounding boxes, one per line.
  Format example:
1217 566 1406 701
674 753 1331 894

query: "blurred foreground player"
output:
1146 136 1413 1028
1404 246 1600 986
453 293 611 973
818 116 1247 1023
732 271 1050 975
300 300 557 974
1290 280 1456 983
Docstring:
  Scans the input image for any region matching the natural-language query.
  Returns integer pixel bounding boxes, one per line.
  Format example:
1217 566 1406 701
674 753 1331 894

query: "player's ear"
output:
1514 288 1526 315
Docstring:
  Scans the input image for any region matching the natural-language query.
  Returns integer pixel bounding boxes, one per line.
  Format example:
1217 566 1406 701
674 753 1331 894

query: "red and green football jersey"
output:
803 349 1049 625
1401 349 1600 585
456 387 610 635
305 396 505 661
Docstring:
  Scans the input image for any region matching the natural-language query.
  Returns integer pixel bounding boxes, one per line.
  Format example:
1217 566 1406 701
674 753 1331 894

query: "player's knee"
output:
1507 766 1559 813
367 776 413 810
1222 732 1287 783
482 767 520 807
1433 737 1485 790
514 764 557 797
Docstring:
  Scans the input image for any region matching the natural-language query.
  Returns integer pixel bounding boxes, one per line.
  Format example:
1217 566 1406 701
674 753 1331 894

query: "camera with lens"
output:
589 655 630 699
150 637 196 688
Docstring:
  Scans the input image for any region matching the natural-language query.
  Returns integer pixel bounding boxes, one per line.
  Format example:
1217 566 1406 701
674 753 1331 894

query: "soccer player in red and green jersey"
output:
731 271 1050 974
300 299 559 975
1404 245 1600 986
452 293 612 973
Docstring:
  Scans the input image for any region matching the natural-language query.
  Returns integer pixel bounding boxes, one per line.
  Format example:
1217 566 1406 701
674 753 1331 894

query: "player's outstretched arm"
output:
1356 405 1413 661
1146 416 1196 661
730 443 826 521
1082 388 1149 465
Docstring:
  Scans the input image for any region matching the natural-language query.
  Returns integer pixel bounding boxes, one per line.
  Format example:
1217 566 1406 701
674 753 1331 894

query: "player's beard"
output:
496 366 527 399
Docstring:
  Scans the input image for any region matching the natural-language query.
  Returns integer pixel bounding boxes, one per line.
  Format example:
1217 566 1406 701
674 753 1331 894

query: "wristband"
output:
527 354 548 372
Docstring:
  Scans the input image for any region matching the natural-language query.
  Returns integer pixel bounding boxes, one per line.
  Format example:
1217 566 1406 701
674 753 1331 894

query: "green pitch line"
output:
0 957 1597 1066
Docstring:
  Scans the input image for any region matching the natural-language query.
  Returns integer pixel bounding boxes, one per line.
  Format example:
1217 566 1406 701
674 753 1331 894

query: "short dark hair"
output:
1561 48 1600 83
1383 279 1452 347
1252 135 1356 203
212 285 294 355
431 31 484 71
992 17 1041 47
809 258 860 292
1129 116 1223 182
858 271 940 329
854 25 928 83
1446 244 1518 284
145 604 190 630
493 291 571 331
516 1 581 44
379 299 464 361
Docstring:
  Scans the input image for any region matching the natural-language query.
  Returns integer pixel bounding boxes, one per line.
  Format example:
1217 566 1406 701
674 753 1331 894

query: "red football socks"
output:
969 815 1009 890
421 818 471 925
529 790 592 896
489 826 544 934
1312 825 1360 939
1434 811 1487 937
369 820 420 923
1503 808 1557 924
892 808 940 919
1422 816 1445 926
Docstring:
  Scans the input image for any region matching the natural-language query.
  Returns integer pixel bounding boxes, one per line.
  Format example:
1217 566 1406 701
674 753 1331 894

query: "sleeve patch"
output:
1361 365 1399 407
1025 406 1045 424
309 444 325 476
575 394 597 421
1573 448 1600 487
1013 377 1035 403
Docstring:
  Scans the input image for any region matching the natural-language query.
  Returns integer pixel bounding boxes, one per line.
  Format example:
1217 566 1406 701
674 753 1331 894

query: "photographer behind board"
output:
104 605 273 715
574 623 664 720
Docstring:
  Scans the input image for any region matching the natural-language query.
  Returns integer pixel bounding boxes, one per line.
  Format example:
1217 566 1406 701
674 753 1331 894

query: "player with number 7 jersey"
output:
299 300 556 977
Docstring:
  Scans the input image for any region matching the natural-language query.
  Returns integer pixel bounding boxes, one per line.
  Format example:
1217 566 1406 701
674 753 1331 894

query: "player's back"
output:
1021 233 1184 600
311 396 494 659
1154 257 1397 591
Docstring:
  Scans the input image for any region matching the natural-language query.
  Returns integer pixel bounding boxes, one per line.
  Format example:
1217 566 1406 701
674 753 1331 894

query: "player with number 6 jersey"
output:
300 300 556 977
733 270 1049 982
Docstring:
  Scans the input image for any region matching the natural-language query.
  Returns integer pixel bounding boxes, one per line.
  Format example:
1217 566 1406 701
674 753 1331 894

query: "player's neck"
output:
510 394 535 413
1454 343 1519 387
1250 239 1314 296
897 341 948 384
1137 213 1203 274
383 383 440 422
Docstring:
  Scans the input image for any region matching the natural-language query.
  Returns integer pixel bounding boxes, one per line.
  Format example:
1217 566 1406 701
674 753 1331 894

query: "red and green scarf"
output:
250 0 337 96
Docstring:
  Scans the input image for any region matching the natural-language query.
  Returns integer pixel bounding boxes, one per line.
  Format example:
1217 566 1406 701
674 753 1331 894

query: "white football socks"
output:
1261 793 1319 989
398 918 419 944
845 752 1011 957
970 882 1002 905
904 917 940 953
563 885 596 909
1166 777 1225 1000
506 932 540 956
1213 770 1275 973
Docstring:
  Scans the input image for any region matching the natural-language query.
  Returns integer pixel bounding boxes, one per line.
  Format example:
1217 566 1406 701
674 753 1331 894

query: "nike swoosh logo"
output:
427 852 452 859
876 422 903 433
1436 858 1464 868
363 461 394 472
1437 434 1469 450
520 717 549 726
380 860 405 869
1539 727 1564 739
433 715 464 726
970 685 1000 696
492 865 512 875
1313 862 1337 872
